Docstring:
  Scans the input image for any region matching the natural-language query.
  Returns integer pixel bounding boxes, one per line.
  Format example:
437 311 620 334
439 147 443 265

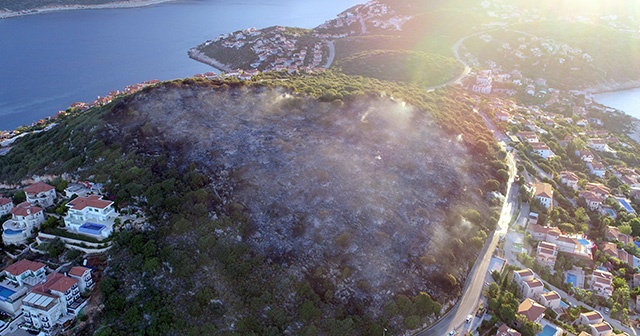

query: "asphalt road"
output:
415 152 518 336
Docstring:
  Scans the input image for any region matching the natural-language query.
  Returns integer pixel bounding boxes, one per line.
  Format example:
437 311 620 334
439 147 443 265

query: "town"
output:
0 179 142 334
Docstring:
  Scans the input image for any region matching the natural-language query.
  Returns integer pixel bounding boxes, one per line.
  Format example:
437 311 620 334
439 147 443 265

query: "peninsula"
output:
0 0 174 19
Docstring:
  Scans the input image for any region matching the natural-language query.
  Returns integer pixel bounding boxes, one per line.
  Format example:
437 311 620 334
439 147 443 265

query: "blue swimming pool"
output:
3 229 22 235
79 222 106 235
538 325 557 336
0 285 16 301
616 198 636 213
635 241 640 249
566 273 577 287
578 238 590 246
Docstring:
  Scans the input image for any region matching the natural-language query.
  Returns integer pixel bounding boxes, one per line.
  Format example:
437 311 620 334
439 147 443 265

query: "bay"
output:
0 0 360 131
594 87 640 120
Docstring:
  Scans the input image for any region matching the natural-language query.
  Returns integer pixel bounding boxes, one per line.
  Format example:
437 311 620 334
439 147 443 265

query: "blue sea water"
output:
594 87 640 121
0 0 361 130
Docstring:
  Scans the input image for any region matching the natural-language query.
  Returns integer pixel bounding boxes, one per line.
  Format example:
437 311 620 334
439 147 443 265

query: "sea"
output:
0 0 361 131
594 87 640 120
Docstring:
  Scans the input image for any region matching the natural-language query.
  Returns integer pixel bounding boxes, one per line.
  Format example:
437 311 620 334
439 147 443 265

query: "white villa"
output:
4 259 46 287
2 202 45 245
591 269 613 298
22 292 63 331
64 195 117 239
68 266 93 292
0 197 13 216
24 182 56 208
534 182 554 209
22 272 87 331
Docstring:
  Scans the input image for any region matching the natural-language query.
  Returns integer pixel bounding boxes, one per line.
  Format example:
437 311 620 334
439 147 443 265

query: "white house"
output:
521 278 544 299
518 131 539 143
589 322 613 336
0 197 13 216
579 190 605 211
530 142 555 159
578 311 603 325
587 138 607 152
4 259 46 287
539 291 561 310
517 298 545 323
560 171 579 190
68 266 93 292
513 269 535 287
591 269 613 298
64 195 117 239
497 323 522 336
537 241 558 268
2 202 45 245
587 161 607 178
21 292 63 331
24 182 56 208
534 182 554 209
576 150 594 163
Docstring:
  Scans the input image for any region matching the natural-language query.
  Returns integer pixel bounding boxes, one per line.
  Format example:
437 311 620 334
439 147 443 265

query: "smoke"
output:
132 85 485 308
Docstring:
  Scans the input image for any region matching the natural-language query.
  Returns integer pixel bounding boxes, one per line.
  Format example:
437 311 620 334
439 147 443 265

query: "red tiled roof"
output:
592 322 612 332
541 291 560 301
560 171 579 181
557 236 578 245
5 259 45 276
586 183 610 195
0 197 11 206
534 182 553 198
530 142 550 150
497 323 522 336
44 273 78 293
602 242 618 257
10 202 42 217
23 182 54 196
525 279 543 288
514 269 534 278
582 311 603 321
67 195 113 211
517 298 545 322
69 266 90 277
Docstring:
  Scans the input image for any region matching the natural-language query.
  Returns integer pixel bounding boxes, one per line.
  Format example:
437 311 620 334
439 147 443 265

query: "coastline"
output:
187 49 232 72
585 78 640 95
0 0 176 19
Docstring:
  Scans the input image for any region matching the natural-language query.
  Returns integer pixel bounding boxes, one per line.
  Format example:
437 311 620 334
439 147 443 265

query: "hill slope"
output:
0 77 499 335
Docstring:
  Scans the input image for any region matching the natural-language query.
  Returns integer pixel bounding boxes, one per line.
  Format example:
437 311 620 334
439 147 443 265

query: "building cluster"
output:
56 80 160 119
1 181 118 246
510 268 619 336
0 259 93 332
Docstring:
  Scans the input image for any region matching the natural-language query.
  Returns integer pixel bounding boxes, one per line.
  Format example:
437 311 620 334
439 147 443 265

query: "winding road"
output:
415 147 518 335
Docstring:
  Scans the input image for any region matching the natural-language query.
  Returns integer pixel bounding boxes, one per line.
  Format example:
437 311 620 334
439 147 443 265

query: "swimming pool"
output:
566 273 577 287
616 197 636 213
79 222 106 235
538 325 558 336
578 238 590 246
0 285 16 302
2 229 22 235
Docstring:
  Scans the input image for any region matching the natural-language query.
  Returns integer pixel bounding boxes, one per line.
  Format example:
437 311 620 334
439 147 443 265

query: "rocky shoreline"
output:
0 0 175 19
187 49 232 72
585 79 640 95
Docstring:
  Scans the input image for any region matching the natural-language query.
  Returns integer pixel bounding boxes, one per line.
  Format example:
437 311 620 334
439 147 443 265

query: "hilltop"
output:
0 74 503 334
